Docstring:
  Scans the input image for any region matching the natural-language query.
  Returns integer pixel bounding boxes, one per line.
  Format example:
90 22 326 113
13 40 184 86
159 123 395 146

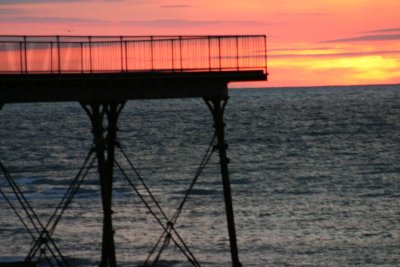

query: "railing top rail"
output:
0 34 266 37
0 35 266 43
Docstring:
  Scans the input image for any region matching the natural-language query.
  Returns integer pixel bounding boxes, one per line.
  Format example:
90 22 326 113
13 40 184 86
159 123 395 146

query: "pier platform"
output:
0 35 267 103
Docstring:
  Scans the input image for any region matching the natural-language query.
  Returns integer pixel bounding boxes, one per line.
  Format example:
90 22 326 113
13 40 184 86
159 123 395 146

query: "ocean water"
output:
0 84 399 266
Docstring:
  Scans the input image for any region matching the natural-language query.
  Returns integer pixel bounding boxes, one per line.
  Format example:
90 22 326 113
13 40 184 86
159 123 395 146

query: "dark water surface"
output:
1 84 399 266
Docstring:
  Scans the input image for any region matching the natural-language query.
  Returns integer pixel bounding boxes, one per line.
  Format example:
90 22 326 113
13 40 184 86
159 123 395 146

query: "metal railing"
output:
0 35 267 74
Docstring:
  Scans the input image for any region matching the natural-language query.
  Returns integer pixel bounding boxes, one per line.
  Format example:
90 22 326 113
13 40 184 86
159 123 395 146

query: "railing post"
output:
120 36 123 72
89 36 93 73
19 42 23 74
23 36 27 74
171 39 175 71
124 41 128 71
179 36 183 71
80 42 84 73
264 35 267 74
57 36 61 74
150 36 154 71
50 42 53 74
218 36 221 71
208 36 211 71
236 36 239 71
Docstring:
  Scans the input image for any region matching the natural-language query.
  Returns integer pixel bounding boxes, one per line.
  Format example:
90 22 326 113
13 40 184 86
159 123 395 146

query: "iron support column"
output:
205 97 242 267
81 101 125 267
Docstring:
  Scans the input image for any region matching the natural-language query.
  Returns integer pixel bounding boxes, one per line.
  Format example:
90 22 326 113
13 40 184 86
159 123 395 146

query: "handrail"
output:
0 35 267 75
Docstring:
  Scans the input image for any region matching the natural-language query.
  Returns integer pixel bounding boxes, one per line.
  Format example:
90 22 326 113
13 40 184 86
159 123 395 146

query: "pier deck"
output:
0 70 265 103
0 35 267 103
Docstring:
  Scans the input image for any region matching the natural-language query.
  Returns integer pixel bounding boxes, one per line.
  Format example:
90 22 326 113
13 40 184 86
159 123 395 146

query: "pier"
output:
0 35 267 267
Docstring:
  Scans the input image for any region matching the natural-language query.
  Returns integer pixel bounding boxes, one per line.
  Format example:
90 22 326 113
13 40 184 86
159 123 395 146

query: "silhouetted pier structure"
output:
0 35 267 267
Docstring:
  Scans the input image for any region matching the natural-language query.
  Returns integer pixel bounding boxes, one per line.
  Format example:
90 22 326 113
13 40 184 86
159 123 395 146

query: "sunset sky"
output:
0 0 399 87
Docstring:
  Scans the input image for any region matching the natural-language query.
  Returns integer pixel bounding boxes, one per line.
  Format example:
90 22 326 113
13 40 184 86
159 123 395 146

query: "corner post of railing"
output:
236 36 239 71
179 36 183 71
23 36 27 74
57 36 61 74
208 36 212 71
120 36 124 72
218 36 222 71
264 35 267 75
89 36 93 73
150 36 154 71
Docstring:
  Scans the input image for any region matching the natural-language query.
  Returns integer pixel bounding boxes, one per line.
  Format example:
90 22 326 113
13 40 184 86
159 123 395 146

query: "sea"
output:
0 84 399 266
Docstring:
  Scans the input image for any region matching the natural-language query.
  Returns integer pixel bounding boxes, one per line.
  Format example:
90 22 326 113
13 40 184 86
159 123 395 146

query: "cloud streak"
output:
269 50 400 58
0 0 132 4
269 46 334 52
120 19 267 28
0 16 109 25
276 13 327 16
160 4 191 9
0 0 83 4
0 8 25 14
326 34 400 43
366 27 400 34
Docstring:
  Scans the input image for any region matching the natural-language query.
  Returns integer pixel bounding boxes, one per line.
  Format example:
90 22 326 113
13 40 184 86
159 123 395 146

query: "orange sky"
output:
0 0 399 87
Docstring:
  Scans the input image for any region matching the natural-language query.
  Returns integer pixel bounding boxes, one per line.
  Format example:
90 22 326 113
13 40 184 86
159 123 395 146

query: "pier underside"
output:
0 70 265 103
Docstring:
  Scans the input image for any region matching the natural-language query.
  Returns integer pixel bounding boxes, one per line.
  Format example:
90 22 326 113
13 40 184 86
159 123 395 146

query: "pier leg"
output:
205 97 242 267
81 101 125 267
